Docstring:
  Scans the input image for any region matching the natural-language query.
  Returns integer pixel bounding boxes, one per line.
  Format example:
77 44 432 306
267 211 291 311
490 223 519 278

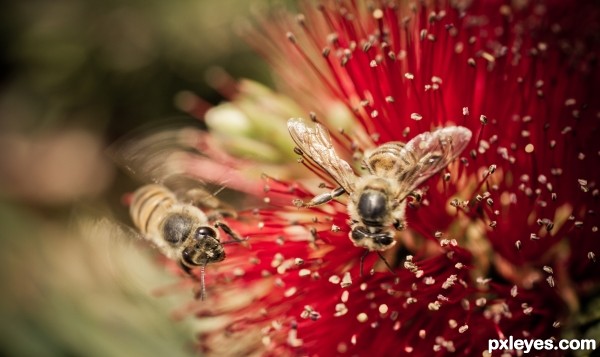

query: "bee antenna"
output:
359 250 369 278
199 263 207 301
376 251 396 275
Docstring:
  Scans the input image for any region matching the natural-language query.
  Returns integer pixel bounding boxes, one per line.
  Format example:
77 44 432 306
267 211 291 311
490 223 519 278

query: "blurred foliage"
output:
0 203 198 357
0 0 274 137
0 0 288 356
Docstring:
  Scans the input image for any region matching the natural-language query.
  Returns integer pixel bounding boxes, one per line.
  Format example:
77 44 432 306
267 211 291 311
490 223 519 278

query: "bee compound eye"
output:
162 214 193 245
375 235 394 246
350 227 367 241
195 226 217 239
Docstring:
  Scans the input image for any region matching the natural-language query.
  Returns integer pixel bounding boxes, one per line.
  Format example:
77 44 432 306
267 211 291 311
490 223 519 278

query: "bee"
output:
130 184 245 300
288 118 472 273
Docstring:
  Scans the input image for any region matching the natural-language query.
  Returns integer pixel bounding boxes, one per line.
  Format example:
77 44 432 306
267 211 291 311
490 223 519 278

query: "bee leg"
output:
393 220 406 231
178 261 206 300
376 251 396 275
293 187 345 208
214 221 248 244
359 250 369 278
179 261 195 278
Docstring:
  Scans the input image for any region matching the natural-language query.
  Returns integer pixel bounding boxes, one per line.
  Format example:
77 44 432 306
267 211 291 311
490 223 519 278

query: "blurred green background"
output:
0 1 280 356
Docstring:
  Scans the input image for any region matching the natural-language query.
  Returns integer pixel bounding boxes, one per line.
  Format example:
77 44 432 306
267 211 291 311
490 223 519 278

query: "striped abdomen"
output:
130 184 177 237
365 141 414 177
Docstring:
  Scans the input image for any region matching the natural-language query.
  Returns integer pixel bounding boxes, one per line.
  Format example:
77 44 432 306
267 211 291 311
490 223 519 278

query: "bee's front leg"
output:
214 221 248 244
293 187 346 208
393 220 406 231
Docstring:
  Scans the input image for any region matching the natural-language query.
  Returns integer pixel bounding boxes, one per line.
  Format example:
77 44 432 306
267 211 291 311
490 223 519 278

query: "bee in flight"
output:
288 118 472 274
129 184 245 300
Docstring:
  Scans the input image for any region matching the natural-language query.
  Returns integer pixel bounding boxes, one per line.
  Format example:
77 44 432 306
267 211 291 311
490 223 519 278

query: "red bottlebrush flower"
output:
172 1 600 356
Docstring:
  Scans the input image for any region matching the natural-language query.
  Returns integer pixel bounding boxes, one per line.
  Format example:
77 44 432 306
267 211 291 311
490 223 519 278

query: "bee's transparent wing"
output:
110 127 226 203
397 126 472 197
108 126 200 185
287 118 357 193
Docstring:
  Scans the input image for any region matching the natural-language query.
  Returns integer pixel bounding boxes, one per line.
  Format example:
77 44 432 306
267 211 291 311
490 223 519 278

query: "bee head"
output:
350 226 395 250
357 190 388 225
162 214 193 246
181 226 225 266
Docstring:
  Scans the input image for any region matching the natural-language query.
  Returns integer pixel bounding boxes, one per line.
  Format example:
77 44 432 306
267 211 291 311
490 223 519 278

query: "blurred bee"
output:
288 118 471 273
109 126 249 300
129 184 245 301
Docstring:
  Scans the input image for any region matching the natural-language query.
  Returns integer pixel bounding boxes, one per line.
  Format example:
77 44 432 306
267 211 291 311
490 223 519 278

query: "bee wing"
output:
108 125 199 185
396 126 472 198
287 118 357 193
109 126 231 205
